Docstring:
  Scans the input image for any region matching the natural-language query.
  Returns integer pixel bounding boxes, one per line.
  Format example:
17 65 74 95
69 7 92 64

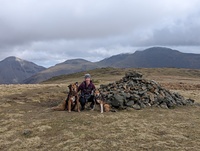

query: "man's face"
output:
85 78 91 84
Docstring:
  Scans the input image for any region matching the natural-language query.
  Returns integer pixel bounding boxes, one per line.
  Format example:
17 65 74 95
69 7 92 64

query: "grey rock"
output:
138 90 147 95
186 99 195 105
159 90 166 97
132 104 141 110
23 129 32 136
176 99 184 106
181 99 187 105
149 93 155 103
126 101 135 106
107 94 113 99
125 71 143 78
139 102 146 108
160 103 168 109
124 93 131 99
130 94 140 101
126 107 135 111
147 84 153 90
111 94 124 107
132 91 139 94
142 93 149 99
142 86 147 90
100 84 107 89
111 99 121 108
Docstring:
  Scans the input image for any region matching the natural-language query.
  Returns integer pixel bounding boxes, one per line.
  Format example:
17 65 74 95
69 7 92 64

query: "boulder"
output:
160 102 169 109
110 93 124 108
126 101 135 107
132 104 141 110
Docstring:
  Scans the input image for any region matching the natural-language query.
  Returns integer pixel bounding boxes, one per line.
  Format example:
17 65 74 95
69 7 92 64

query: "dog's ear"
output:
68 84 72 88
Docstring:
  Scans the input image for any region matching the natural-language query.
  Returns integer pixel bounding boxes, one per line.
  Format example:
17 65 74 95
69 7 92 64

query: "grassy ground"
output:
0 68 200 151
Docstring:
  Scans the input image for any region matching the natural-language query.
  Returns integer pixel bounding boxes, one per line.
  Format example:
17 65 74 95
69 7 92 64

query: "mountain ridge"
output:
24 47 200 84
1 47 200 84
0 56 46 84
99 47 200 68
23 58 99 84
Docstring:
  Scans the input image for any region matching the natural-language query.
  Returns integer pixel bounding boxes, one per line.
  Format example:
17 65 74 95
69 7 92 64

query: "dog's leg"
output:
100 103 103 113
51 100 66 111
91 102 95 111
68 98 72 113
76 96 80 112
91 104 95 111
91 99 96 111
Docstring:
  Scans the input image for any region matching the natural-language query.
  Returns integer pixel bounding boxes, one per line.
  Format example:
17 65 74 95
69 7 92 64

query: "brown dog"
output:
67 82 80 112
92 89 110 113
104 103 110 112
51 82 80 112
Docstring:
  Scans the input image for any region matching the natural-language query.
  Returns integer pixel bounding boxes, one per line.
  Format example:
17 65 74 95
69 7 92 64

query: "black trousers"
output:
79 95 94 110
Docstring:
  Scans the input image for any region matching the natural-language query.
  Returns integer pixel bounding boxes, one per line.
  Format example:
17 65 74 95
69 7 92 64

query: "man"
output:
78 73 96 110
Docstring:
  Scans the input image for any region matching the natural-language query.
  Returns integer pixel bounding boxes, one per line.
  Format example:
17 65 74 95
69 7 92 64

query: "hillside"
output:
97 53 130 67
42 67 200 86
0 68 200 150
2 47 200 84
25 47 200 84
98 47 200 68
23 59 99 84
0 56 46 84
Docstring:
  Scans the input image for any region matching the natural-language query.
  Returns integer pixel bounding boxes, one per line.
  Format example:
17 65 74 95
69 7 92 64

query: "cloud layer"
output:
0 0 200 67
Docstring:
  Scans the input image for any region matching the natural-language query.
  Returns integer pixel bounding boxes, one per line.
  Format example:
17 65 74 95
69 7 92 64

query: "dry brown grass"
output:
0 68 200 151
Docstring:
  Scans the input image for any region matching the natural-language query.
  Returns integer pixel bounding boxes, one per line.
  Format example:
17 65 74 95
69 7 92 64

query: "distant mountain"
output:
97 53 130 67
20 47 200 84
23 59 99 84
0 56 46 84
97 47 200 68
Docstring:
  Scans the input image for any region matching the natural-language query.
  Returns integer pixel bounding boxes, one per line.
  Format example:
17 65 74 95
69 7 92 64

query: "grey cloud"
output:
0 0 187 44
147 14 200 46
0 0 200 67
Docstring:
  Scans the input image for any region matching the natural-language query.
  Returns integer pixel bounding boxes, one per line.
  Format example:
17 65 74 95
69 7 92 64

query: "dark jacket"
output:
78 81 95 96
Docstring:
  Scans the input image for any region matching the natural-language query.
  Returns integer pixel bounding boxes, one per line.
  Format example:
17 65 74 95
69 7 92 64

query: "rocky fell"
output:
29 47 200 84
0 57 46 84
1 47 200 84
23 59 98 84
98 47 200 68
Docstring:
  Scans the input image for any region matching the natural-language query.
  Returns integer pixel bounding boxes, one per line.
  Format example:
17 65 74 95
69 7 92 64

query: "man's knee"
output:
88 96 95 108
79 97 86 105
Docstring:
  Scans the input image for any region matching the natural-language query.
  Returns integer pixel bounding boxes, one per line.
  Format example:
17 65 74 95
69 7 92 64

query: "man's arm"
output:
92 83 96 90
78 82 84 92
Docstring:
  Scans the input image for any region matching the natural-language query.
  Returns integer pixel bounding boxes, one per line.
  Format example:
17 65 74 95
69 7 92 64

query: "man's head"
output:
84 73 91 84
84 73 91 79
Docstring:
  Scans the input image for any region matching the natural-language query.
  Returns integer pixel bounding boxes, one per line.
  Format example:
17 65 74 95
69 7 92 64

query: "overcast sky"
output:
0 0 200 67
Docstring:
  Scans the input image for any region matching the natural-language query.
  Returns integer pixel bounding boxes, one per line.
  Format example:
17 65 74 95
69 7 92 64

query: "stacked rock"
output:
99 71 195 110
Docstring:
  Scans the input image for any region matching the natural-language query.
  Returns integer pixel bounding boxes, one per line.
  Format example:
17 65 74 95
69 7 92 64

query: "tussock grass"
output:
0 68 200 150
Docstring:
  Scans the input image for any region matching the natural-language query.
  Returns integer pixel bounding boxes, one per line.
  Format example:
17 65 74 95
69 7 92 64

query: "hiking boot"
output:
81 106 85 111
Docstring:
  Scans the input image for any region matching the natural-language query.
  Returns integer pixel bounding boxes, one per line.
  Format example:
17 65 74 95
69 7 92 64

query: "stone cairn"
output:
99 71 195 110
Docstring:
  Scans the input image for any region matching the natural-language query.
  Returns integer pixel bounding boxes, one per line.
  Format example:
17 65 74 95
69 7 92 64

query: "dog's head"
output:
68 82 78 94
94 89 102 104
94 89 100 97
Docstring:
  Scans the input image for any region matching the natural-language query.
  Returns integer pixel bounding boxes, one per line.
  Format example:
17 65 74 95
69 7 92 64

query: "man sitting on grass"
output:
78 74 96 111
